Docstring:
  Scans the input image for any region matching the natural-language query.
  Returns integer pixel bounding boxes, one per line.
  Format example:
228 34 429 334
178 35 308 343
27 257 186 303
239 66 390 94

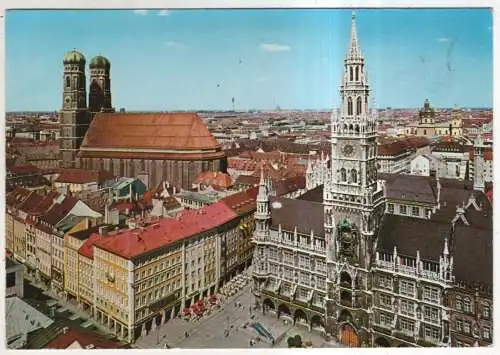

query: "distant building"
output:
406 101 463 138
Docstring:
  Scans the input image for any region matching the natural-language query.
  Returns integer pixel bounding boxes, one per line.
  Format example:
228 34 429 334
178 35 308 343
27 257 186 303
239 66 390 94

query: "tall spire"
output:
348 11 361 59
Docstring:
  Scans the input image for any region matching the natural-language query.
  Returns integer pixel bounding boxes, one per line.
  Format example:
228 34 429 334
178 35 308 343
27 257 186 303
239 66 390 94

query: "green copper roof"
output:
89 55 111 69
63 50 86 65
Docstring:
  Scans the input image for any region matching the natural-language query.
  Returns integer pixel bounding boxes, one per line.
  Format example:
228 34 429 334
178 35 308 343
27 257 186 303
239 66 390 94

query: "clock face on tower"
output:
342 144 355 157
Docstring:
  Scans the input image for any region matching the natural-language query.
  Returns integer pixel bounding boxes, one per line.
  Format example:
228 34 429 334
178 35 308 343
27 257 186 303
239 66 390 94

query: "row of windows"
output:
136 257 181 280
456 296 491 319
387 203 432 217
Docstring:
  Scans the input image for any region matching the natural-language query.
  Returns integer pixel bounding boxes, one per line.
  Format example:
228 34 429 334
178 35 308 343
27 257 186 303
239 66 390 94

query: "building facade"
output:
251 13 492 348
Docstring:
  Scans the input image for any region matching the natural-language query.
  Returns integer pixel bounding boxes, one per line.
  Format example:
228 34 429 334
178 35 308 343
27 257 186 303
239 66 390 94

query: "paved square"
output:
134 281 341 349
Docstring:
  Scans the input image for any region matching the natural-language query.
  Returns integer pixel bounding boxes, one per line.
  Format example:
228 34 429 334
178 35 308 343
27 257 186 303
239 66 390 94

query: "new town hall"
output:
252 14 492 348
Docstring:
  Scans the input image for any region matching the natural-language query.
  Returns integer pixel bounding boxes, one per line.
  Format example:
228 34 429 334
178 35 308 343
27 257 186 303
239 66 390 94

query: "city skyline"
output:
6 8 493 111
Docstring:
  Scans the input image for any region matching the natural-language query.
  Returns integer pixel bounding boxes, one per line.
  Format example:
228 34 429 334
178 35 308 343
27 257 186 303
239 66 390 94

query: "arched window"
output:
355 125 360 134
340 168 347 182
423 129 427 136
464 297 472 313
349 67 353 81
351 169 357 183
356 97 363 115
343 124 348 132
483 303 491 319
65 76 71 88
355 66 359 81
347 97 353 116
456 296 463 311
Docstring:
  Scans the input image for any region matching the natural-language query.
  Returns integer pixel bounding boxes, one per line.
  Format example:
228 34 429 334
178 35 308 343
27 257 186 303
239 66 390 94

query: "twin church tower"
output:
59 50 114 168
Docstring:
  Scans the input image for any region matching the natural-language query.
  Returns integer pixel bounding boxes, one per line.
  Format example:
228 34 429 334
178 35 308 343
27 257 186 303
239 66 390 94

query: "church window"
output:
350 169 357 183
356 97 362 115
340 168 347 182
355 66 359 81
355 124 360 134
347 97 353 116
349 67 353 81
65 76 71 88
456 297 463 311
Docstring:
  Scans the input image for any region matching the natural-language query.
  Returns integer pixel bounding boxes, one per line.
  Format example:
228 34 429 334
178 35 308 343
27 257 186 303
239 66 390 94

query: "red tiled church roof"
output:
80 112 222 151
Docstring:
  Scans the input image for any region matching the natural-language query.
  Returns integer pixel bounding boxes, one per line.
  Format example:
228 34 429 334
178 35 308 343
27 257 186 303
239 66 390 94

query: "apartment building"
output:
87 202 237 343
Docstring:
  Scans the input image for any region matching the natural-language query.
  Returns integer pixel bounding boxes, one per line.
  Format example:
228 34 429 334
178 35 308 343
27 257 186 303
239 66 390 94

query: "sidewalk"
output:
24 275 116 338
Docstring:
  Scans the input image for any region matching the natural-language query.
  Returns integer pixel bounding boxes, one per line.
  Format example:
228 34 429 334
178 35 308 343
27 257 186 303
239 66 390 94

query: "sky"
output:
5 8 493 111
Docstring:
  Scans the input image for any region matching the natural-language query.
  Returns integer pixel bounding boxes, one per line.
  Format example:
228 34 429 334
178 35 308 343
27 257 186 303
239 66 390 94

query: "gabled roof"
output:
272 175 306 196
78 233 107 260
55 168 115 184
270 197 324 237
377 214 451 262
6 296 54 348
194 171 233 189
7 164 42 175
384 174 437 204
79 112 221 152
45 328 128 349
221 186 258 215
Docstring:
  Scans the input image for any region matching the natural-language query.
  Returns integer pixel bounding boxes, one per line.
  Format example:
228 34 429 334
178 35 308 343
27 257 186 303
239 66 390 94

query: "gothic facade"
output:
251 13 492 348
59 51 225 189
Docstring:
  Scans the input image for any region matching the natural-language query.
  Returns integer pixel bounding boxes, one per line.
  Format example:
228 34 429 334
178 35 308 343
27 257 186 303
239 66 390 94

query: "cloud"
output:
437 37 450 43
158 10 170 16
133 10 149 16
165 41 186 49
260 43 291 52
257 77 268 82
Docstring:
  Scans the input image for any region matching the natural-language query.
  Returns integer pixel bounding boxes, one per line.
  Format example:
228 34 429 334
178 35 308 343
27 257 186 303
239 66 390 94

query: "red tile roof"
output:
78 233 107 260
221 186 259 215
77 150 225 160
80 112 222 151
194 171 233 189
7 164 42 175
45 328 127 349
378 140 413 157
55 168 115 184
93 201 237 259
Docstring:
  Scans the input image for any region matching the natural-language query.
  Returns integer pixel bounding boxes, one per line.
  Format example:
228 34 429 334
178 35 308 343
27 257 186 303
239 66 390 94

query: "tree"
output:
294 334 302 348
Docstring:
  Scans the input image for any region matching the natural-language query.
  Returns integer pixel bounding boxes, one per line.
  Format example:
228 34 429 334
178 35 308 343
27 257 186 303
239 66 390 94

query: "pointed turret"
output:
348 11 361 59
257 166 269 203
